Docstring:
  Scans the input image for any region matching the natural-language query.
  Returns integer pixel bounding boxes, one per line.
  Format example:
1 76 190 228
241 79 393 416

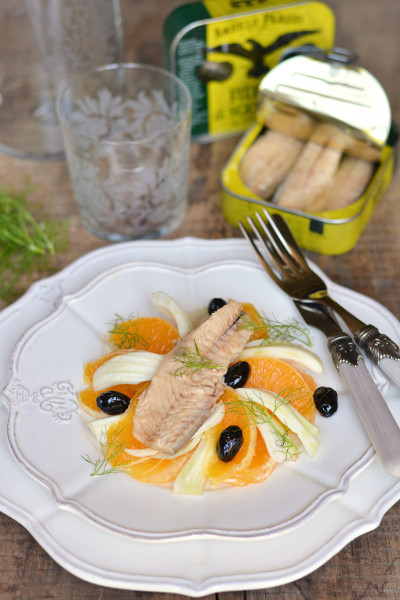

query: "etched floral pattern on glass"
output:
59 66 191 241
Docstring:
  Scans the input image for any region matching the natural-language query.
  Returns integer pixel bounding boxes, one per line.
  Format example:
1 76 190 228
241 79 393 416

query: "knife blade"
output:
295 300 400 477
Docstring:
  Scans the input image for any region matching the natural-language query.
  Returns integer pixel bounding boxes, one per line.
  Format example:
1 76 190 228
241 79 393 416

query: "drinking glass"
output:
57 63 192 241
0 0 122 160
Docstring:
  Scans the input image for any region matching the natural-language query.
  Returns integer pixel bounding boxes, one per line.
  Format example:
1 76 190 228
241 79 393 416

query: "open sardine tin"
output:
221 54 398 255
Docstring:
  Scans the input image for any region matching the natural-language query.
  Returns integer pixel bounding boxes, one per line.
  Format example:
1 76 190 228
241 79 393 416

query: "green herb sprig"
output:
226 388 307 460
170 340 225 377
241 314 311 347
0 188 68 304
107 312 150 350
82 425 132 476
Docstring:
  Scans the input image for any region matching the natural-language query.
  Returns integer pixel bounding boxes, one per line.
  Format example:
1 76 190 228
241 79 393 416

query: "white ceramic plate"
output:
5 259 389 540
1 239 400 593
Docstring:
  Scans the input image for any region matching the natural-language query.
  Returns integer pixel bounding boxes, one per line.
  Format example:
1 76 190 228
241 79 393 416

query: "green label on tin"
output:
174 26 209 138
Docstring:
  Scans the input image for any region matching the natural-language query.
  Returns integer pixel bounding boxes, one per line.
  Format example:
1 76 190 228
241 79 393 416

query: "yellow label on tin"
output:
204 0 298 18
205 2 335 136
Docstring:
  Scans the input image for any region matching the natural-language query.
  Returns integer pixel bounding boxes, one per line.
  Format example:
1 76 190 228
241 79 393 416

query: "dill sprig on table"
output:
0 188 68 303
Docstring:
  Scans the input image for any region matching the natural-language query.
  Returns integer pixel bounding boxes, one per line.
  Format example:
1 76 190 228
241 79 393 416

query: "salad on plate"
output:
79 291 331 495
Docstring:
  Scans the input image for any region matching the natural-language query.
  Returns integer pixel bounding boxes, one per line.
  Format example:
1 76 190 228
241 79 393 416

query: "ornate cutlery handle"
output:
356 325 400 388
328 332 400 477
317 296 400 388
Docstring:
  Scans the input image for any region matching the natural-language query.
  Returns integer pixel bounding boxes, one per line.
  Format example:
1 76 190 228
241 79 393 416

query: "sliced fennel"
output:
92 351 162 390
87 412 127 443
236 388 320 457
256 419 300 463
125 402 225 459
173 434 214 495
152 290 193 337
239 343 323 374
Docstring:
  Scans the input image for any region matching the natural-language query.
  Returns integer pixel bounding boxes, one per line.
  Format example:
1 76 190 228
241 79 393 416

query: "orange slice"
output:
244 356 316 422
126 453 194 485
109 316 179 354
300 371 318 394
205 389 258 487
228 430 276 487
242 302 267 342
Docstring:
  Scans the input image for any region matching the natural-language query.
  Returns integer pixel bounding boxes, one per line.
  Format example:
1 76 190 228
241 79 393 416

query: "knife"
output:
295 300 400 477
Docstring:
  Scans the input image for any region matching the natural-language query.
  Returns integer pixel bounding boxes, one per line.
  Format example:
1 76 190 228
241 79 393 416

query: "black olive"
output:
96 390 131 415
224 361 250 389
313 386 338 417
217 425 243 462
208 297 227 315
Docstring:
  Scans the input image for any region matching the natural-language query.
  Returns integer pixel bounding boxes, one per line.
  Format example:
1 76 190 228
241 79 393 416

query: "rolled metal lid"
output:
257 52 391 150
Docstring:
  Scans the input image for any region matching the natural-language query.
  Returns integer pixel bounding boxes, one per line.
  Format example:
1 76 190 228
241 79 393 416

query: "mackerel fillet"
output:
133 300 251 454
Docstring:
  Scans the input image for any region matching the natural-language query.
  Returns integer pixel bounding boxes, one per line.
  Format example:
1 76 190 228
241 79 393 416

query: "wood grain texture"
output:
1 0 400 598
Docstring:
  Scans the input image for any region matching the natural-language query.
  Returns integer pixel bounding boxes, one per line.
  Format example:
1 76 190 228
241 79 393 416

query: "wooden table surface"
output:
1 0 400 598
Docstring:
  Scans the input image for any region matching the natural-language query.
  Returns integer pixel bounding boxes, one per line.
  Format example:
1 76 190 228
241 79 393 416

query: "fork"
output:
239 210 400 476
239 210 400 388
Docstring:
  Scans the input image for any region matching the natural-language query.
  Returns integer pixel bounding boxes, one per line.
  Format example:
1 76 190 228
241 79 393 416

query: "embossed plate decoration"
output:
2 239 400 592
5 255 400 542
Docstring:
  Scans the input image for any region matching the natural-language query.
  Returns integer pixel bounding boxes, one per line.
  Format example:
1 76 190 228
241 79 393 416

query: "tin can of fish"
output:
221 50 398 255
163 0 335 141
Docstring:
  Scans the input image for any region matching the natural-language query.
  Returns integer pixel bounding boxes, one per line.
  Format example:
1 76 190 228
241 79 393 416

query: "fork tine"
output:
245 216 293 280
254 211 300 275
261 210 309 271
238 220 283 286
